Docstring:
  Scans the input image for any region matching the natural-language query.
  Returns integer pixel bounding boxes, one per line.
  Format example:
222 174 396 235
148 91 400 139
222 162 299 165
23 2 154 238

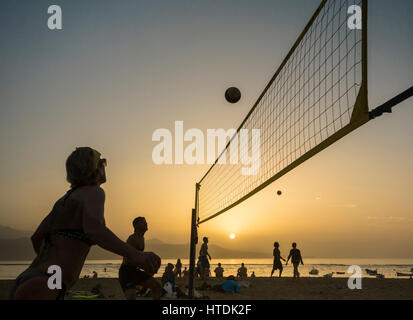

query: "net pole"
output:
188 183 199 299
188 209 196 299
363 0 368 96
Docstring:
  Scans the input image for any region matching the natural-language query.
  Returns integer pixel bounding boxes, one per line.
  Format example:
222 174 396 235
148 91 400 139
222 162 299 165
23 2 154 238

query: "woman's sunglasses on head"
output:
99 158 107 167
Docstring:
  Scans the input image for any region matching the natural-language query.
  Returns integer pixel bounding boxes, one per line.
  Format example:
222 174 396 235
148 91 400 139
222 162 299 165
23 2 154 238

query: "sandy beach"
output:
1 277 412 300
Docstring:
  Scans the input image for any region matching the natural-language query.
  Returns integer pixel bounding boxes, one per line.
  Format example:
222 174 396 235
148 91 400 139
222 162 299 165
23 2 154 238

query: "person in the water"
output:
9 147 161 300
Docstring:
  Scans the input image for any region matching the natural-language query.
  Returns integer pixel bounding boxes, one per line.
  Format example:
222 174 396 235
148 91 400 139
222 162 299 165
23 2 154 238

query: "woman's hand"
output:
128 250 161 275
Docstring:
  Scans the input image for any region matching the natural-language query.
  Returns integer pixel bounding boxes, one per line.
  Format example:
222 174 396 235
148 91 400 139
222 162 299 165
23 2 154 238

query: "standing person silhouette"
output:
174 259 182 278
286 242 304 278
199 237 211 280
271 242 286 277
9 147 161 300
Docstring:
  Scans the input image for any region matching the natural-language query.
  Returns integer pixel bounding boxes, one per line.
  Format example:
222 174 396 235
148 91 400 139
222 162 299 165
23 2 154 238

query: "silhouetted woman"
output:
10 147 161 299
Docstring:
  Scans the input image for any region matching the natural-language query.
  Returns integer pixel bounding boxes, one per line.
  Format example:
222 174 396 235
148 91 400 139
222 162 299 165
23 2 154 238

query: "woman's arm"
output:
82 187 132 257
82 187 161 274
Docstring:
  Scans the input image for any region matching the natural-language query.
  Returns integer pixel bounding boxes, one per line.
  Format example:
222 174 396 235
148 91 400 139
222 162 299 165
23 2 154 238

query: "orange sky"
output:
0 0 412 258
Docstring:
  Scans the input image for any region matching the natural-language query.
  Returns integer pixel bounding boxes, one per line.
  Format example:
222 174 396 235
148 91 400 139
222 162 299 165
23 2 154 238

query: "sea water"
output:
1 258 413 280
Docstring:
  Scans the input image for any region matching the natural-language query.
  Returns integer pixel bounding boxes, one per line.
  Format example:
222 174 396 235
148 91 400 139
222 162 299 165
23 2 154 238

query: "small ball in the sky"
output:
225 87 241 103
277 190 282 196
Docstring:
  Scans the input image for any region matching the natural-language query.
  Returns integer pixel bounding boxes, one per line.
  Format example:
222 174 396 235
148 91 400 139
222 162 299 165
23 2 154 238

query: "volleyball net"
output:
198 0 368 224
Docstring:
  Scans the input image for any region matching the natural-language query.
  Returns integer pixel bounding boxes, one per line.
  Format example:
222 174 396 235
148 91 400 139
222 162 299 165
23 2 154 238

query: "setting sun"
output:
229 233 236 239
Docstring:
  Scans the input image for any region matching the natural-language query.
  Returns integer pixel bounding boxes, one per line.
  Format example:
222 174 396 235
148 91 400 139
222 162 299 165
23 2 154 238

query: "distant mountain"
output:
0 238 35 261
0 225 32 240
145 238 269 259
147 238 164 245
0 235 269 261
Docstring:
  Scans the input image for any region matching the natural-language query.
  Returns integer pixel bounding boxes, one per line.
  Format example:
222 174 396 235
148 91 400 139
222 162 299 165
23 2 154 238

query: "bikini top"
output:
45 187 93 247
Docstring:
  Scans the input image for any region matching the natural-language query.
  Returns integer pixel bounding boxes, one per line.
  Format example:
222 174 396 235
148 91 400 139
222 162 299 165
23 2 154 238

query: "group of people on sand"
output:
195 237 304 280
195 237 261 280
195 237 244 280
271 241 304 278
